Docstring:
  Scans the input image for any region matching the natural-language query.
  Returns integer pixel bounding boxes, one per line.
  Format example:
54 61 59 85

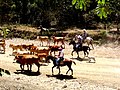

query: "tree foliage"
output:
72 0 111 19
0 0 120 29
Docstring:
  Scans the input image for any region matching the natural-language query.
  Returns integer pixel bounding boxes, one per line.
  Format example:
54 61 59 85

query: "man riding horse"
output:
55 45 65 68
75 29 88 43
82 29 88 42
74 29 94 49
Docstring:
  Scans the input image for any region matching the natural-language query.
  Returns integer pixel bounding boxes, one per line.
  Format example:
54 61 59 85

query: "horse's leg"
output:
86 51 89 57
27 64 29 70
29 64 32 72
42 41 43 46
54 51 55 56
47 40 50 46
71 50 74 56
83 51 86 58
76 51 79 58
3 45 5 53
90 41 94 49
58 67 61 75
71 68 73 75
35 63 40 73
52 65 56 75
20 64 23 70
66 69 70 75
84 51 89 57
66 65 73 75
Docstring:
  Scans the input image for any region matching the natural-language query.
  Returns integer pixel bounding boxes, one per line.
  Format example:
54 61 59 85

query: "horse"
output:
69 40 91 58
38 25 49 35
46 55 76 75
84 37 94 49
75 35 94 49
14 54 41 72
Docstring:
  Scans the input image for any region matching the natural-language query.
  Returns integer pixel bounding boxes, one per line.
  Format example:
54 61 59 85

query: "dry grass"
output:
14 25 39 32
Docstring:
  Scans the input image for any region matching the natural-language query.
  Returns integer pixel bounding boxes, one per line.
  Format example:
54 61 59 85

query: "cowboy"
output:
74 34 83 48
55 45 64 68
82 29 88 40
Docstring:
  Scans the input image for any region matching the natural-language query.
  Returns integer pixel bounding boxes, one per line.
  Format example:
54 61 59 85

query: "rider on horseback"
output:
55 45 64 68
74 34 83 49
82 29 88 42
75 34 83 44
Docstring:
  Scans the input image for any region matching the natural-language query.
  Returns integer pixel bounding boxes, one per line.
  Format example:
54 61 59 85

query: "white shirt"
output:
59 49 64 57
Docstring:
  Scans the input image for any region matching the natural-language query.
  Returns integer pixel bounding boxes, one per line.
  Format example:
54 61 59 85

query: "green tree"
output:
108 0 120 32
0 0 14 24
0 27 10 39
72 0 110 19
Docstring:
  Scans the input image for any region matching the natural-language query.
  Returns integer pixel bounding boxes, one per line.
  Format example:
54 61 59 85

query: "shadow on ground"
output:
14 70 41 76
0 51 5 54
71 57 96 63
71 57 83 61
46 74 76 80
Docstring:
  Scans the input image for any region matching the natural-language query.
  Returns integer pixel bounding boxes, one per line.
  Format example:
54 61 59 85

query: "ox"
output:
14 54 41 72
21 44 34 50
37 36 50 46
29 45 38 54
49 45 61 56
52 36 65 46
9 44 23 55
35 48 50 61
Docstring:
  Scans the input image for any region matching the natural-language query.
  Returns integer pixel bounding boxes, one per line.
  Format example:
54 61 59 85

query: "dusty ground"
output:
0 38 120 90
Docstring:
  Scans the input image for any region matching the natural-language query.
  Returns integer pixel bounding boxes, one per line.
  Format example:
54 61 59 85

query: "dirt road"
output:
0 38 120 90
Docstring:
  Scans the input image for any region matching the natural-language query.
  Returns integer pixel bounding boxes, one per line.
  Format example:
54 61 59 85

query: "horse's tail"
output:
72 61 76 65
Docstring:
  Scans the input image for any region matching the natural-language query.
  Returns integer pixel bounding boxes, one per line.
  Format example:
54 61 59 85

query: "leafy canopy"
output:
72 0 110 19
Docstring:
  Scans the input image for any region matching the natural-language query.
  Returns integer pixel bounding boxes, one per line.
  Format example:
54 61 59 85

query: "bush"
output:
99 30 107 39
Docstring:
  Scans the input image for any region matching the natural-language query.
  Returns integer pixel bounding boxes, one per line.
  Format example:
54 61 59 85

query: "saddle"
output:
75 44 82 49
56 58 64 66
59 60 64 65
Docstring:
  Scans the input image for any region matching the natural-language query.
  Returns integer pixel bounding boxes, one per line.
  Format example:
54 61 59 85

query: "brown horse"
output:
46 55 76 75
